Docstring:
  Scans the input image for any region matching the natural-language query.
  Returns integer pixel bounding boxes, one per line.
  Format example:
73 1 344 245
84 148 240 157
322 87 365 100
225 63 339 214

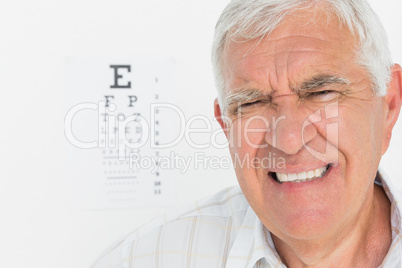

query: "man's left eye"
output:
306 90 340 101
311 90 332 96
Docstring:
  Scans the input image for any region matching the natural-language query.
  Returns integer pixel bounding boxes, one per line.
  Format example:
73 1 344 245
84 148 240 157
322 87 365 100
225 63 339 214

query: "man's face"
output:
216 11 392 241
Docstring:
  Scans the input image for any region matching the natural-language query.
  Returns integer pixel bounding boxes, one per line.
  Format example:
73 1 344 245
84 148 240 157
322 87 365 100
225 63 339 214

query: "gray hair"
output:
212 0 393 113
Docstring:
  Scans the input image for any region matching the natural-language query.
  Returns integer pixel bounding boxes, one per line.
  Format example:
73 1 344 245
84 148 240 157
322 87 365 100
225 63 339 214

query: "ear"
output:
214 98 229 138
382 64 402 155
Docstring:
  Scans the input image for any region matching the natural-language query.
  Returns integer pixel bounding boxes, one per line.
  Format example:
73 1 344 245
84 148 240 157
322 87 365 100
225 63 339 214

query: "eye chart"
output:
65 58 177 210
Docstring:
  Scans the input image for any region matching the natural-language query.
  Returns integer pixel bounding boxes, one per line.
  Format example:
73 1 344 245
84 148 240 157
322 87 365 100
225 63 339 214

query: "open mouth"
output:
269 164 332 183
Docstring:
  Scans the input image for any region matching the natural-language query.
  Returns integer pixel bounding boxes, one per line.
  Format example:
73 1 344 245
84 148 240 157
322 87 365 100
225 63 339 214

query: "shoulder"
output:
91 185 249 268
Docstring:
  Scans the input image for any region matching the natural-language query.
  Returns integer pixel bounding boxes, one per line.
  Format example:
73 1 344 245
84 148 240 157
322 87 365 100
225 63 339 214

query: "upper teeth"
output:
276 166 327 183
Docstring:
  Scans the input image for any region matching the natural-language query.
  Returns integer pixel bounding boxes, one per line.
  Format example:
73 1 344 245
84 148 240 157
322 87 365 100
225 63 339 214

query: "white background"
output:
1 0 401 267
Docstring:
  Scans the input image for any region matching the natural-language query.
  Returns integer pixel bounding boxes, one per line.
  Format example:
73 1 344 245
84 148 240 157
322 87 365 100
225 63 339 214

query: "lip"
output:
267 164 335 191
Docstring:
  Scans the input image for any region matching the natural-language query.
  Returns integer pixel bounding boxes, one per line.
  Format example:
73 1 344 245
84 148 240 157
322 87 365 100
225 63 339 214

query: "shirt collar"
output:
377 169 402 233
226 205 284 267
376 168 402 267
248 212 283 268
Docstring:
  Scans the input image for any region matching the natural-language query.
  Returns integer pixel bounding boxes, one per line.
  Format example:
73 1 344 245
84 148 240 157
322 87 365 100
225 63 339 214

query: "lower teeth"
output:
290 177 318 183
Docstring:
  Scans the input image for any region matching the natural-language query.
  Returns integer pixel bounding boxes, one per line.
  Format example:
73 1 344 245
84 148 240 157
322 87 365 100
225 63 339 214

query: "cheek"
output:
338 112 369 163
228 118 270 188
336 103 384 177
229 116 269 154
340 104 380 146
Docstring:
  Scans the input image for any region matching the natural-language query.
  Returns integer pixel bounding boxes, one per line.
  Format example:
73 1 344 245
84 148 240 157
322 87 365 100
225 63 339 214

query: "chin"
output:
277 213 338 241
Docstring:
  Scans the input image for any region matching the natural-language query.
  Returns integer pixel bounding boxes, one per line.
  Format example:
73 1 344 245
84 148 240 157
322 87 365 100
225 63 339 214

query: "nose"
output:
265 103 318 155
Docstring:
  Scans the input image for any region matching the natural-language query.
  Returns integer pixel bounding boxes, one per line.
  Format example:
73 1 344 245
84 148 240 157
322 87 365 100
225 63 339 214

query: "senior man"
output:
93 0 402 267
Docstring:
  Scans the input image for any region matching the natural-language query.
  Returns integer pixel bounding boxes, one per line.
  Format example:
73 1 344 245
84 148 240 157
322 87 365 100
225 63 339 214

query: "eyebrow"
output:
224 88 267 109
294 74 351 93
222 74 350 114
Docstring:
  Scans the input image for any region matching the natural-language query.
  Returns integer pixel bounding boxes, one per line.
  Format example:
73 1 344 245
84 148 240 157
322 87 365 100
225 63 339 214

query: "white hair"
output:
212 0 393 112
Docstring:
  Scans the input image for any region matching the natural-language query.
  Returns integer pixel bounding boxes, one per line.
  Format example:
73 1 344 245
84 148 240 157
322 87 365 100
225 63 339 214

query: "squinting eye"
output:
233 100 263 115
307 90 340 101
240 100 260 108
311 90 331 95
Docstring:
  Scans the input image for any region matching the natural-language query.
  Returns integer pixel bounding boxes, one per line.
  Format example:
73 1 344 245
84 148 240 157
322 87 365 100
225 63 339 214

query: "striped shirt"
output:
92 171 402 268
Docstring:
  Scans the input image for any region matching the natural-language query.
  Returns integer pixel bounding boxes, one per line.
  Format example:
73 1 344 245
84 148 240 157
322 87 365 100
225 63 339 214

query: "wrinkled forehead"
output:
223 8 357 59
220 9 359 95
222 4 358 49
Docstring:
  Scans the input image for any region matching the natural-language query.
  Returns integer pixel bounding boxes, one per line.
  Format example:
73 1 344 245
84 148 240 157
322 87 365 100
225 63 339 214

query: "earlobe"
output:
382 64 402 154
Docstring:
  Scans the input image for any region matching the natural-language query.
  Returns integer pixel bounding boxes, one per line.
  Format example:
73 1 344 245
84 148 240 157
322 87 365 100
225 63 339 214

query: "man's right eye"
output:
240 100 260 108
233 100 271 115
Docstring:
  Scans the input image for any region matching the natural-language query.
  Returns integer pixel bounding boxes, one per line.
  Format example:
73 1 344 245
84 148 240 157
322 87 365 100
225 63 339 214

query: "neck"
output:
272 185 392 268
